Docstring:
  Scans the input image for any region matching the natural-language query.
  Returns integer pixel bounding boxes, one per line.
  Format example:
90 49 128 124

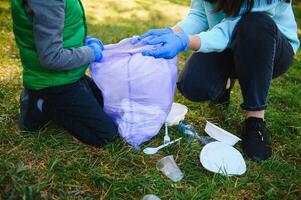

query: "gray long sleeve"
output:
27 0 94 71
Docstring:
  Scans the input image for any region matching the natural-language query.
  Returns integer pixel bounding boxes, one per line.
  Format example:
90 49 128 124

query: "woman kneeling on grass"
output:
135 0 300 161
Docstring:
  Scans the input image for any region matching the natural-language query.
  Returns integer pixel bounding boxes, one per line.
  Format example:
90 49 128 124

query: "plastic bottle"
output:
179 122 215 145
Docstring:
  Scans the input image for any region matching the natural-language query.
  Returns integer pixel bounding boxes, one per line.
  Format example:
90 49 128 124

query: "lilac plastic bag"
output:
90 37 178 148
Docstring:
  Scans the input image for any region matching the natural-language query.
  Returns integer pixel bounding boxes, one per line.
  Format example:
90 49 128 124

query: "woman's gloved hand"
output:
86 36 104 50
142 32 189 59
132 28 173 44
88 43 103 62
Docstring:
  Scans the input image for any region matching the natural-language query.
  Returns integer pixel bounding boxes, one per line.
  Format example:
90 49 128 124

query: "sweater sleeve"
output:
196 17 241 53
177 0 209 35
27 0 95 71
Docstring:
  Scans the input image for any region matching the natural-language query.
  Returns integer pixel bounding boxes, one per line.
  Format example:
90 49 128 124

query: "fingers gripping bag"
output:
90 37 178 148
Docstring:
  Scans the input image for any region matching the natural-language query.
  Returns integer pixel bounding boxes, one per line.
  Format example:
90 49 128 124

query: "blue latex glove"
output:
132 28 173 44
142 32 189 59
88 43 103 62
86 36 104 50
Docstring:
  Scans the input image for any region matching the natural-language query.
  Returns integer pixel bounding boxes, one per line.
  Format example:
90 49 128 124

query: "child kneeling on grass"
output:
11 0 117 146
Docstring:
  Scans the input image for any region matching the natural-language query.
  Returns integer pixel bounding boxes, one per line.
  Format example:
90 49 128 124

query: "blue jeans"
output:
26 76 117 147
177 12 294 111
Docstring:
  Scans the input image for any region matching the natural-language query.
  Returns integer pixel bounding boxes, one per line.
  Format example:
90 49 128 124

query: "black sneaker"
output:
242 117 272 161
212 79 235 106
19 89 48 132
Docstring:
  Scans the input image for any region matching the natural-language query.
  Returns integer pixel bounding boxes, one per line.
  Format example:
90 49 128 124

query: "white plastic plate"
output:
200 141 246 176
205 121 241 146
165 103 188 126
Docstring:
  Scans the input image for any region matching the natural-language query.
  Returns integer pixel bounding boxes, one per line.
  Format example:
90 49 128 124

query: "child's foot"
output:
242 117 272 161
19 89 48 132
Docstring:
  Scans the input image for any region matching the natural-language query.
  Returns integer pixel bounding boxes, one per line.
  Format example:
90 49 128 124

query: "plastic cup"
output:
156 155 184 182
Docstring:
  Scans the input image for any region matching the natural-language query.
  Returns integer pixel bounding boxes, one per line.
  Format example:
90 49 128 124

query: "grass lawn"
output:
0 0 300 199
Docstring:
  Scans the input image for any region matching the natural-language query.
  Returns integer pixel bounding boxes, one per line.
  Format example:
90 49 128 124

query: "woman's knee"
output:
177 53 229 102
177 72 223 102
235 12 277 39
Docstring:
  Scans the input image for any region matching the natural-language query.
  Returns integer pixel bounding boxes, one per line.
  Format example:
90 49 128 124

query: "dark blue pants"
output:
177 12 294 111
27 76 117 147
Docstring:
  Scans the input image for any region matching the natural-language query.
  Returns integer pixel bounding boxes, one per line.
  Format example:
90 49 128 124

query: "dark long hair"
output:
206 0 291 17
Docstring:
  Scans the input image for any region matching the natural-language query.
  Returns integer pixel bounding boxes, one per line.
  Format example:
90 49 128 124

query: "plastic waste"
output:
165 103 188 126
205 121 241 146
156 155 184 182
200 141 246 176
143 137 182 155
164 102 188 144
142 194 161 200
163 123 170 144
179 122 215 145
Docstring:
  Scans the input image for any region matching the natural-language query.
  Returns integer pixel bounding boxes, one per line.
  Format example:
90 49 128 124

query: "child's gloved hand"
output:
141 32 189 59
86 36 104 50
132 28 173 44
88 43 103 62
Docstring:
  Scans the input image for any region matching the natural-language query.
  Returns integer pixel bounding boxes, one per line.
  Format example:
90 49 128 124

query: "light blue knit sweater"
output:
177 0 300 54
